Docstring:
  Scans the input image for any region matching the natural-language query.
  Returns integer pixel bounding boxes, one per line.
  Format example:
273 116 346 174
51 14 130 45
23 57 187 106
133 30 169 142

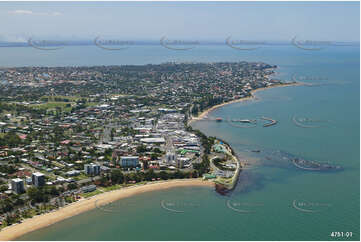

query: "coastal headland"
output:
0 179 213 241
188 82 301 125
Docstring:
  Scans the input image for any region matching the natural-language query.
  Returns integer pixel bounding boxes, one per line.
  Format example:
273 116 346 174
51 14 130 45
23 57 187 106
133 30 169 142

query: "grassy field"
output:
31 101 98 112
31 102 73 112
73 173 90 181
102 184 123 192
41 95 88 102
81 189 103 198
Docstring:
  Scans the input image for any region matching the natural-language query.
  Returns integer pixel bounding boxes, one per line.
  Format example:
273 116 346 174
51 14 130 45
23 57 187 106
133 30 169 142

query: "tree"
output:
136 145 147 153
144 169 155 181
0 198 13 213
159 171 168 180
193 155 210 175
150 153 159 160
0 185 8 193
153 148 161 153
110 128 116 141
98 176 109 187
67 183 78 190
49 186 59 196
128 172 141 182
174 170 185 179
27 187 49 203
110 169 124 184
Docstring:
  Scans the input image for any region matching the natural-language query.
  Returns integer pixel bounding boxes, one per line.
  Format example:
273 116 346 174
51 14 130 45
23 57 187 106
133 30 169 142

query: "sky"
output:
0 1 359 42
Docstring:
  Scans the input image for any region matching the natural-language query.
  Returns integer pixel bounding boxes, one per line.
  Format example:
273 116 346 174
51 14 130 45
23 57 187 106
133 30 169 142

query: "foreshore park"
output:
0 61 334 234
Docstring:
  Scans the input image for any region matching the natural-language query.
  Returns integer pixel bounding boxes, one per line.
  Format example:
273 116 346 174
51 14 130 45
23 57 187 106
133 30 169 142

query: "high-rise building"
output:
84 163 101 176
176 159 184 168
32 172 45 187
11 178 25 194
166 152 176 164
120 156 139 167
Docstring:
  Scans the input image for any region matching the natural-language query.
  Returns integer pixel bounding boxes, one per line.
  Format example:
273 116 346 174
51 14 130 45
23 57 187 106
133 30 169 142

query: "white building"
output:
166 152 176 164
140 137 165 144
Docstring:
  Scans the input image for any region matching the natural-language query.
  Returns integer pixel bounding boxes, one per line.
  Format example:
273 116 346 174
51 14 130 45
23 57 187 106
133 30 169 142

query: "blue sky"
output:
0 1 359 42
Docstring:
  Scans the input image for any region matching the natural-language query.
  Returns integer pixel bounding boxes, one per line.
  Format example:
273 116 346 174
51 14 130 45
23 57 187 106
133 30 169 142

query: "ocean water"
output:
12 44 360 240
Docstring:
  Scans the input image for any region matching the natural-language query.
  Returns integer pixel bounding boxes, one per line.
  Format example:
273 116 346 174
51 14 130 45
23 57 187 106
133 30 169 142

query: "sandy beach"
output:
0 179 213 241
188 82 301 124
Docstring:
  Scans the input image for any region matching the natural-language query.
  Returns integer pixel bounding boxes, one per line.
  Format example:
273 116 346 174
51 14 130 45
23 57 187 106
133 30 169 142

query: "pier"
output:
231 119 257 123
197 116 278 128
261 116 277 127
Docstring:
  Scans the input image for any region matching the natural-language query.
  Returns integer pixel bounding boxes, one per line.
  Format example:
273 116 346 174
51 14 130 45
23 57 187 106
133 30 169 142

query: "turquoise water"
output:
13 45 360 240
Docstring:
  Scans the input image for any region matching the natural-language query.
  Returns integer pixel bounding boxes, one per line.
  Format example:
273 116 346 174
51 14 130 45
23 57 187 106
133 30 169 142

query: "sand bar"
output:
0 179 213 241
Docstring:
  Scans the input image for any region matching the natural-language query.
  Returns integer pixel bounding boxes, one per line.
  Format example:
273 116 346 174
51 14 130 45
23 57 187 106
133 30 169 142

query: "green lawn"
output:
81 189 103 198
31 100 98 112
41 95 83 102
102 184 123 192
31 102 72 112
73 173 90 181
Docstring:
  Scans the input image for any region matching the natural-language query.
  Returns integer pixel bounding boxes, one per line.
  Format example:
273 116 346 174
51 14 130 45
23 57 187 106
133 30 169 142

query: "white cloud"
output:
8 10 62 16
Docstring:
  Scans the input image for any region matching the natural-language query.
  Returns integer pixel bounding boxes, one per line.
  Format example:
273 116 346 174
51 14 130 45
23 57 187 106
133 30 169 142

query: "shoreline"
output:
188 82 301 125
2 82 300 241
0 179 213 241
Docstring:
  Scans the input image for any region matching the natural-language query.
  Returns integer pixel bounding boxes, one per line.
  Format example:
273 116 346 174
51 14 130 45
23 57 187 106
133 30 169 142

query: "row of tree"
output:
97 168 200 187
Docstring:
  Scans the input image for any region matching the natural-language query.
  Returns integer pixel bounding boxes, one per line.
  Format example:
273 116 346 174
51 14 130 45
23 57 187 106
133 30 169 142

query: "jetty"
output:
261 116 277 127
231 119 257 123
